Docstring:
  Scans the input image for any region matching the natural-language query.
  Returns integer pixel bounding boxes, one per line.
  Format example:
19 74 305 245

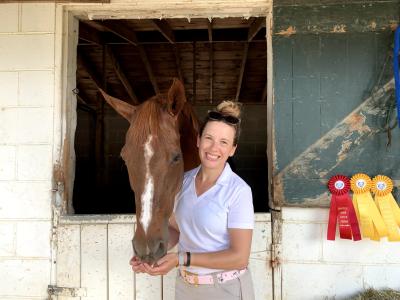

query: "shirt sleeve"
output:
227 185 254 229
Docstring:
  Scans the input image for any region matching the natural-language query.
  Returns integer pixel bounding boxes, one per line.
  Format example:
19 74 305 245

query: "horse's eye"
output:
171 153 182 164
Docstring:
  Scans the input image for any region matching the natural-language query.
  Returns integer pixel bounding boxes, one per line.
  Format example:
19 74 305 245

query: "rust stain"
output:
344 113 370 134
276 26 296 36
331 24 346 33
273 176 285 207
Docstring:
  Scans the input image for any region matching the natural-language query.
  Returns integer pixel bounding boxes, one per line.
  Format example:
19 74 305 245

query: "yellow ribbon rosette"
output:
351 173 388 241
371 175 400 241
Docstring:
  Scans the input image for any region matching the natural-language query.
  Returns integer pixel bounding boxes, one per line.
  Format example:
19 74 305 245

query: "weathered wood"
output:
235 43 249 101
173 45 184 82
208 20 214 103
97 20 139 46
81 225 108 300
106 47 139 104
274 2 399 35
108 224 135 300
57 225 81 300
192 41 197 103
152 19 175 43
78 51 102 89
79 22 103 46
138 45 160 94
248 17 265 42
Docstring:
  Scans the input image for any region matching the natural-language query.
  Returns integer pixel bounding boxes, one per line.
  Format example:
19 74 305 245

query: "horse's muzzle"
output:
132 238 167 265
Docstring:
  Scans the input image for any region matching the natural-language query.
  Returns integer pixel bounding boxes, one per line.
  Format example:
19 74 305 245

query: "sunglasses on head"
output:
207 111 240 125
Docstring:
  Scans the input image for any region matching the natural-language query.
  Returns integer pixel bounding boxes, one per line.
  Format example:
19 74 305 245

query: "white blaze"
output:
140 135 154 234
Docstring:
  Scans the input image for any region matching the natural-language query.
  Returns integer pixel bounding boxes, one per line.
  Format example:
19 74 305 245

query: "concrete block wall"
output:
0 3 56 299
281 207 400 299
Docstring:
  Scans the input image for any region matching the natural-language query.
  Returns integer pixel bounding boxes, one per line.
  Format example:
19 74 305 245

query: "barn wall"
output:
0 3 56 299
272 1 400 207
274 2 400 299
280 207 400 299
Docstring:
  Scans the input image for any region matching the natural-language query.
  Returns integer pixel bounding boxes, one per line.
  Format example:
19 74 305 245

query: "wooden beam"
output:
261 79 268 102
98 20 159 94
152 19 175 43
173 45 184 82
77 51 102 89
96 20 139 46
235 43 249 102
248 17 264 42
192 41 197 104
208 20 213 103
79 22 103 46
106 47 139 104
137 45 159 94
207 20 213 42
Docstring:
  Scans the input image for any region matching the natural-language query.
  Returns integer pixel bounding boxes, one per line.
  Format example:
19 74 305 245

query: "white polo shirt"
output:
175 163 254 274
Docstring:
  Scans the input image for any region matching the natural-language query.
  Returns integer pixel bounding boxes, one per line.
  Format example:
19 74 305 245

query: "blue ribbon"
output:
394 26 400 128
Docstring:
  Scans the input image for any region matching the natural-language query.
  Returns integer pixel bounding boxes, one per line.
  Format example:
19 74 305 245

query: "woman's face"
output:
197 121 237 170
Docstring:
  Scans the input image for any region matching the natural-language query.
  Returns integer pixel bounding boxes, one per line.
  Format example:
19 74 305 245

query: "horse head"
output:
99 79 199 264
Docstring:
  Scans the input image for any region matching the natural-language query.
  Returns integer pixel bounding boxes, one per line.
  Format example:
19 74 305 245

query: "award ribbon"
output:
371 175 400 241
327 175 361 241
351 173 387 241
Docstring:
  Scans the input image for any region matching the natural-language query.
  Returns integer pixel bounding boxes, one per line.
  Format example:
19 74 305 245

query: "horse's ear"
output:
99 89 136 122
167 78 186 116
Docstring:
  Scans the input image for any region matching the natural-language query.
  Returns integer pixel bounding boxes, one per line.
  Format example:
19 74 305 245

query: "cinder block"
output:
0 146 16 180
0 108 18 144
0 259 50 297
282 207 329 223
0 223 15 256
0 35 54 70
17 108 54 144
282 263 363 300
17 145 53 181
282 222 322 262
0 4 18 33
363 265 400 290
0 72 18 106
322 223 400 264
0 181 52 219
19 71 54 107
21 3 55 33
16 221 51 257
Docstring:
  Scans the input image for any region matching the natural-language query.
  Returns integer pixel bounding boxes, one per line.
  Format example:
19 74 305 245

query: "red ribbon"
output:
327 175 361 241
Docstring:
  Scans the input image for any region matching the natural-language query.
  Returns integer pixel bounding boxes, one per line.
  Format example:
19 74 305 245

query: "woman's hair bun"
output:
216 100 242 119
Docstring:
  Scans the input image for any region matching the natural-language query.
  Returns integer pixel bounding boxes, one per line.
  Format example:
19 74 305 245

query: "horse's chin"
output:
140 255 161 266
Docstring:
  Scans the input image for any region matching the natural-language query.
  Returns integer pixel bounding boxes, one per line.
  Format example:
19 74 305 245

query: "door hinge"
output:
270 243 281 268
48 285 87 297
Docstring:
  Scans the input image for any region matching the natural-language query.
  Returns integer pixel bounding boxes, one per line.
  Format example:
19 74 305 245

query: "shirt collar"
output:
192 163 232 186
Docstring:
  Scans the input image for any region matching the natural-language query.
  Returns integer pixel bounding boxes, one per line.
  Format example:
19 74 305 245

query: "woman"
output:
130 101 255 300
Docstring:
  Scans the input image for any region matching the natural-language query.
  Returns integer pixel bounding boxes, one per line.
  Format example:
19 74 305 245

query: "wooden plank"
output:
108 224 135 300
248 17 265 42
106 47 139 104
192 41 197 104
235 43 249 101
81 224 108 300
163 245 178 300
57 225 81 300
250 217 273 300
79 22 103 46
274 2 399 35
208 20 213 104
152 19 175 44
97 20 139 46
77 51 102 89
138 45 160 94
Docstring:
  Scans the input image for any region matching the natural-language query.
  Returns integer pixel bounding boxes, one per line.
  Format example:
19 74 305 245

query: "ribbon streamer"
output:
327 175 361 241
351 173 387 241
371 175 400 241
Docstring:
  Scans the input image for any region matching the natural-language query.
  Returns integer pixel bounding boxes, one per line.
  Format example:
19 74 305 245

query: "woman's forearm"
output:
189 248 250 270
167 225 180 250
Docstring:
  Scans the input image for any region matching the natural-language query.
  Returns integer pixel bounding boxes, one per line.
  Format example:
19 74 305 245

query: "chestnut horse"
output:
99 79 199 264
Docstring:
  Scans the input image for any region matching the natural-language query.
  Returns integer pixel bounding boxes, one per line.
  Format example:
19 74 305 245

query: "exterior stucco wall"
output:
0 3 56 299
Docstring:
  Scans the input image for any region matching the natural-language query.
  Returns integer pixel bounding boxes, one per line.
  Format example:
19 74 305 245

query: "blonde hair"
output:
200 100 243 145
216 100 242 119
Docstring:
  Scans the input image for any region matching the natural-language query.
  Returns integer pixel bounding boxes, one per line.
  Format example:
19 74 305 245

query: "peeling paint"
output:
273 78 394 206
275 26 296 36
331 24 346 33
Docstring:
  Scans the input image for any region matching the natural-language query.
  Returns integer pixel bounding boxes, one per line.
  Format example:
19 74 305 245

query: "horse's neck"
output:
179 103 200 171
